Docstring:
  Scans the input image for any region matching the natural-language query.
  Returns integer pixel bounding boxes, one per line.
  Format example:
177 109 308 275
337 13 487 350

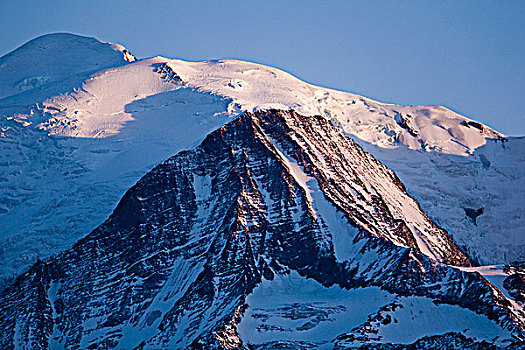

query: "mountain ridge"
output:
0 32 523 287
0 33 524 349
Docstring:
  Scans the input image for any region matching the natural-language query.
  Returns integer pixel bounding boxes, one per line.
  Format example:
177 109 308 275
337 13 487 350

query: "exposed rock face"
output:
464 207 484 226
0 110 523 349
352 332 517 350
394 112 418 137
504 273 525 302
154 62 183 84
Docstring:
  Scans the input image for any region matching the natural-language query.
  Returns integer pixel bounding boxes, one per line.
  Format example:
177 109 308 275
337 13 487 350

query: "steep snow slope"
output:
354 136 525 264
0 56 233 289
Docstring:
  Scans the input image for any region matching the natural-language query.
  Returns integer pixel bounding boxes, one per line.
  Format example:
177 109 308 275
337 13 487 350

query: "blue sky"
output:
1 0 524 134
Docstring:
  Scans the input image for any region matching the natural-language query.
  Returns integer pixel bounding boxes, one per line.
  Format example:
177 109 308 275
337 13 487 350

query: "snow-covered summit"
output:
161 58 505 156
0 33 135 100
34 53 506 154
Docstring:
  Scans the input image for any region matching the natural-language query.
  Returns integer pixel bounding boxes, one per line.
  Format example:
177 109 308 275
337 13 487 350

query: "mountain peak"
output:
0 109 521 349
0 32 135 100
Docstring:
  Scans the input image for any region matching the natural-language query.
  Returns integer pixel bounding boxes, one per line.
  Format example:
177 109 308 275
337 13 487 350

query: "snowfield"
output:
238 272 513 348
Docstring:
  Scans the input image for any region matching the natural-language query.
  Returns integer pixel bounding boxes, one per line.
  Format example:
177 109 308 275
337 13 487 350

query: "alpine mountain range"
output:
0 33 524 349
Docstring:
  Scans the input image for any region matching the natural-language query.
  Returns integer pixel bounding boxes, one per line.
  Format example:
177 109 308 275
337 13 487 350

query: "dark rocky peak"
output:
252 109 470 266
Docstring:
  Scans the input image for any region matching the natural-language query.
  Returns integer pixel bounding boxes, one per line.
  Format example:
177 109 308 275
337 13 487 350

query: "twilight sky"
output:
1 0 524 135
